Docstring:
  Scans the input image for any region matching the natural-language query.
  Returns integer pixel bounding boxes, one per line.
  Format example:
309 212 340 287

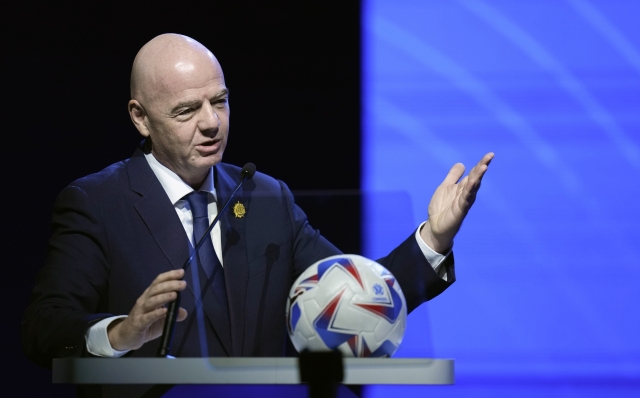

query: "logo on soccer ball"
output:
286 254 407 357
373 283 384 295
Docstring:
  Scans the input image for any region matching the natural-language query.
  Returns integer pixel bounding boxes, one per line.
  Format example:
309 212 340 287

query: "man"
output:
22 33 493 394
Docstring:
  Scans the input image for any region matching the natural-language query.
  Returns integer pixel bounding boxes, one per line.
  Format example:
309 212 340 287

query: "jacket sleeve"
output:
21 185 113 368
279 177 455 313
377 230 456 312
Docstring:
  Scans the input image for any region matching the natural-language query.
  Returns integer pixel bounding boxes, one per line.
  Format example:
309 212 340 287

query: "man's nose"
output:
198 102 220 134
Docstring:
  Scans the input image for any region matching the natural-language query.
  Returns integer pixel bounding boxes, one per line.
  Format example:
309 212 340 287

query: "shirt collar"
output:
144 152 217 205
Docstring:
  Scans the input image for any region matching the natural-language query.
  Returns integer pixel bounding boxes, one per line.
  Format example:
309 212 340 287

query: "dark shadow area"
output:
2 1 360 395
293 191 362 255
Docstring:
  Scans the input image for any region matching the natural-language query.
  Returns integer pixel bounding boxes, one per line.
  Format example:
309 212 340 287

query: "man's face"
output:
140 55 230 185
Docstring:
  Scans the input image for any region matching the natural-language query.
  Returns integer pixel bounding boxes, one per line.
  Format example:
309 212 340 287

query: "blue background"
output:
362 0 640 396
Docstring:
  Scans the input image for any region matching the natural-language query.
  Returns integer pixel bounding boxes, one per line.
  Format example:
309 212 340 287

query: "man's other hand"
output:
421 152 494 253
107 269 188 351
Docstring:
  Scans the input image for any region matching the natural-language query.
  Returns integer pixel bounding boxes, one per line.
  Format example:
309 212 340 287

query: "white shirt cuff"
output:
415 221 451 281
85 315 130 357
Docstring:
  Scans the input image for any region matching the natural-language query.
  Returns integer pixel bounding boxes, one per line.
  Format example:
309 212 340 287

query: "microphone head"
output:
241 163 256 180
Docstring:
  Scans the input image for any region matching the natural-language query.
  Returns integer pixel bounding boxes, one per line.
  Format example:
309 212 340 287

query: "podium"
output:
53 357 454 385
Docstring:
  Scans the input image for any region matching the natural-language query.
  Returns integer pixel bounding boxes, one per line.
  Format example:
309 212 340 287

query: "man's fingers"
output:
138 307 169 328
151 269 185 285
444 154 493 187
466 165 486 192
459 153 494 205
130 274 186 323
443 163 465 185
116 270 188 349
473 152 494 170
457 175 469 192
125 306 167 332
467 152 494 189
140 291 180 313
480 152 494 166
146 280 187 299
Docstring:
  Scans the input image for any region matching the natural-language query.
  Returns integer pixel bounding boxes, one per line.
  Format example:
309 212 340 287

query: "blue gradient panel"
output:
362 0 640 396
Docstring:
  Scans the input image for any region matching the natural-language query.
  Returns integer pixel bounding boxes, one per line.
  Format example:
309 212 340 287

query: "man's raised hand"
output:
420 152 494 254
107 269 188 351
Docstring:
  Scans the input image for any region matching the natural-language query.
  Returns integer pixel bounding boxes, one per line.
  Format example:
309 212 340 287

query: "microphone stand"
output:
157 164 255 357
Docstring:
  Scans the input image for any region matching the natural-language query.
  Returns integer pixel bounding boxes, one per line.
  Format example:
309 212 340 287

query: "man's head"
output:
128 34 229 188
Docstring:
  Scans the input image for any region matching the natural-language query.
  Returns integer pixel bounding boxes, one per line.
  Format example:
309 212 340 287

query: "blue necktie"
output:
184 191 231 348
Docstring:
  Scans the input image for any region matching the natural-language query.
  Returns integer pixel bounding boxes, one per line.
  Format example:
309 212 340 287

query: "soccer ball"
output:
286 254 407 357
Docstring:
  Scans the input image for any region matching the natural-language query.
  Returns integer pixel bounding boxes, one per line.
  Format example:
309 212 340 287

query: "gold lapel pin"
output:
233 201 246 218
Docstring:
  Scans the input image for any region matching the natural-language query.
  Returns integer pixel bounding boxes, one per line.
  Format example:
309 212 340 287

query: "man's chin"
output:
206 152 224 165
194 153 223 170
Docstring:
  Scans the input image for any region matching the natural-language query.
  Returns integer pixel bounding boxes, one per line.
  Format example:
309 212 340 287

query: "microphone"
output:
157 163 256 357
240 162 256 180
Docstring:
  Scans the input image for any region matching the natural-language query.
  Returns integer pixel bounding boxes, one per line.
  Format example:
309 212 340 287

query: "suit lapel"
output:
128 149 232 355
128 149 191 272
215 165 251 357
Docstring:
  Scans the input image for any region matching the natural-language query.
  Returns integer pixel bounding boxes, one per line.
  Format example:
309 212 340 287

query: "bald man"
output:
22 33 492 385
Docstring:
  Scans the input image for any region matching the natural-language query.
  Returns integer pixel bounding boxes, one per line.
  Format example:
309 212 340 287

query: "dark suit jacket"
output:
22 147 455 393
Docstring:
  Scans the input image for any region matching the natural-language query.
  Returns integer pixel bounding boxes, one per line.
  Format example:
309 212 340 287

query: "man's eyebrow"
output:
212 88 230 99
170 100 200 114
170 89 230 114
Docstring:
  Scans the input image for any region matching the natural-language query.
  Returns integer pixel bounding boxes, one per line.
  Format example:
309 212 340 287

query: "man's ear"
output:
128 99 150 137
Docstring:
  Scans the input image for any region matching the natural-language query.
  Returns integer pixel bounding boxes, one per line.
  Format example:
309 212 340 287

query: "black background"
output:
3 1 361 395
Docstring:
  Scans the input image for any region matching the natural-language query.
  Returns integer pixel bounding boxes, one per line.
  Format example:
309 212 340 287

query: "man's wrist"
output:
85 316 130 357
107 317 130 351
415 222 451 281
419 221 452 254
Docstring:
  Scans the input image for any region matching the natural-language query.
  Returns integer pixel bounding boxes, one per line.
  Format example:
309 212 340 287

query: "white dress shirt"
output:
85 152 450 357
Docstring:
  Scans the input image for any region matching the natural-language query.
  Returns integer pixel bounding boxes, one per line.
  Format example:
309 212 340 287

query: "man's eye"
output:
179 109 194 115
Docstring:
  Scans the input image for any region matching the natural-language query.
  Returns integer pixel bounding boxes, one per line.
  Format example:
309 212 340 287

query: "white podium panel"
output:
53 357 454 385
